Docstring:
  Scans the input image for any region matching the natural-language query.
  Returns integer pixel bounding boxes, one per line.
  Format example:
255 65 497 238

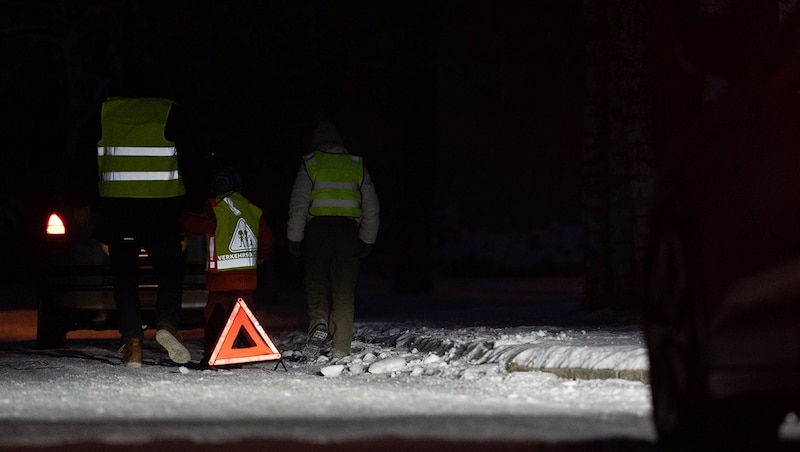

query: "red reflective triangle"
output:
208 298 282 366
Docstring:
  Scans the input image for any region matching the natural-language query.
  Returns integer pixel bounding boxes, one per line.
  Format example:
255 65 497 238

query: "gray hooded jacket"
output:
287 143 380 244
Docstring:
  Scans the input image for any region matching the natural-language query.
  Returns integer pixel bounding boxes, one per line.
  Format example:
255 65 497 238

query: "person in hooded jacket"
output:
287 120 380 360
180 165 274 364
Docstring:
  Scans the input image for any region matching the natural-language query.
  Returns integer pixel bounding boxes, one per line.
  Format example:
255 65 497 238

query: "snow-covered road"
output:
2 277 800 451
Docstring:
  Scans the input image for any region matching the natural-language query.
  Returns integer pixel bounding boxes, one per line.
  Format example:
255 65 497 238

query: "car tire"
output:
645 201 787 447
643 202 712 446
36 288 67 349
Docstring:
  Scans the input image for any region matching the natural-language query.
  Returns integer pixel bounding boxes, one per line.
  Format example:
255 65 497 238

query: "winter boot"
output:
302 323 329 360
121 337 142 368
155 322 191 364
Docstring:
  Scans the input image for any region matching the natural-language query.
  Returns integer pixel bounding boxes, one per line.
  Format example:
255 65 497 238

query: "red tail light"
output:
46 213 66 242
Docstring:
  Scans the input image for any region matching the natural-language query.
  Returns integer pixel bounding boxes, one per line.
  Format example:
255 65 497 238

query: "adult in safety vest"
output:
181 165 274 363
287 120 380 360
90 94 194 368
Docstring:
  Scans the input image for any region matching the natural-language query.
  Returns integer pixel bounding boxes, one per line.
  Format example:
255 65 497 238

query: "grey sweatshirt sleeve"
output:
359 168 380 244
287 165 312 242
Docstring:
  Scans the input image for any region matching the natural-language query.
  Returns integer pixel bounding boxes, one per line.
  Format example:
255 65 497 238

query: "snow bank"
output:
275 320 649 381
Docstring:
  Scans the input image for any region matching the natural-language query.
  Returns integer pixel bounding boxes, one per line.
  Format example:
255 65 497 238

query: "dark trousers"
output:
204 290 254 357
303 217 360 355
109 233 184 341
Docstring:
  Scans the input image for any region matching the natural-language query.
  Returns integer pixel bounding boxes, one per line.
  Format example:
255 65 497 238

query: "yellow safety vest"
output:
97 97 186 198
303 151 364 218
208 192 262 272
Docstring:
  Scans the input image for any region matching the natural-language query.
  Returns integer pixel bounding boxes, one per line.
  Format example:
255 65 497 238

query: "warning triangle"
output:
208 298 282 367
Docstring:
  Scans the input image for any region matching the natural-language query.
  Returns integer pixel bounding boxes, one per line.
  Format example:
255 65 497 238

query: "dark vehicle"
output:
37 204 207 349
642 50 800 448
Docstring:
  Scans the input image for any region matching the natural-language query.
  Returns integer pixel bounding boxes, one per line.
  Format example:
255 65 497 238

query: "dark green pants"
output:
303 217 360 355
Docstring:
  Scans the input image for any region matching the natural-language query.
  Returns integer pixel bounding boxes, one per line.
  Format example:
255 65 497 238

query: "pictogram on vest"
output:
97 97 186 199
303 151 364 218
208 192 262 272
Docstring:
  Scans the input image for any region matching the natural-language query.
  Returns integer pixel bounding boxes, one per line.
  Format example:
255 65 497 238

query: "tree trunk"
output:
582 0 656 311
383 5 439 294
582 0 613 310
617 0 658 310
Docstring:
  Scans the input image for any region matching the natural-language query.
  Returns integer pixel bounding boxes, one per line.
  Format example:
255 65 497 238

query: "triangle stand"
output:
207 297 286 371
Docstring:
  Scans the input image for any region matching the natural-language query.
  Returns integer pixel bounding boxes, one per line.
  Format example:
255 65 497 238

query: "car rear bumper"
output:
42 284 208 332
710 367 800 401
707 258 800 399
47 284 208 311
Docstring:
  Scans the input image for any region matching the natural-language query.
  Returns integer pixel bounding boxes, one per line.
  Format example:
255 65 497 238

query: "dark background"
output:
0 1 585 291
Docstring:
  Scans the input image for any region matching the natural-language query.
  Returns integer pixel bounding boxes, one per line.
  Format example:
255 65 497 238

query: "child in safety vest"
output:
180 165 274 365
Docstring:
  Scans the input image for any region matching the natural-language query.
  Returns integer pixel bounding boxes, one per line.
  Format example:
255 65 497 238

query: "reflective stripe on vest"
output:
96 97 186 198
208 192 262 272
303 151 363 217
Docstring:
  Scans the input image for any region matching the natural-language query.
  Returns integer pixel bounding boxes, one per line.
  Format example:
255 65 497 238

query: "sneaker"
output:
302 323 329 360
121 337 142 368
155 323 191 364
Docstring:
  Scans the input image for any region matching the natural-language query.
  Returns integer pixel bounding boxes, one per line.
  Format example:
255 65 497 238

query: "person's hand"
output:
358 241 372 259
288 240 303 258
